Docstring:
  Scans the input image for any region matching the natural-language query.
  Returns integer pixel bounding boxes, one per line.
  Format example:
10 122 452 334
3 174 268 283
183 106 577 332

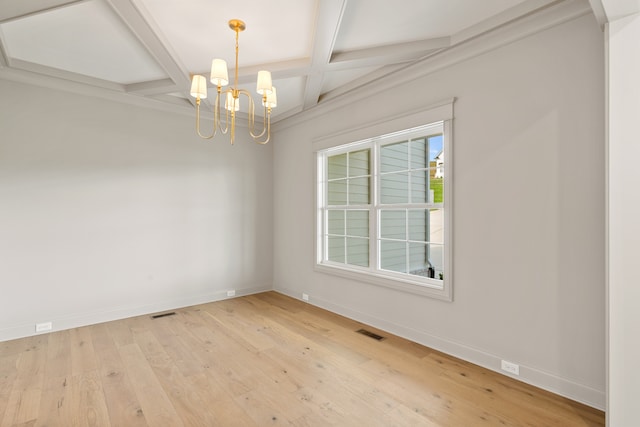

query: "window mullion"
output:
406 138 411 275
371 142 378 272
316 153 329 261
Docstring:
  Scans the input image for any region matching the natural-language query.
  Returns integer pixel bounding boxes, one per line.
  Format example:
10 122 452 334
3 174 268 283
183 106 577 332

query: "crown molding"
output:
0 65 194 117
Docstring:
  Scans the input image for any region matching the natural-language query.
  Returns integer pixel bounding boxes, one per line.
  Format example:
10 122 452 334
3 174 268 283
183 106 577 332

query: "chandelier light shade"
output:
190 19 276 144
210 59 229 87
263 87 277 109
190 75 208 99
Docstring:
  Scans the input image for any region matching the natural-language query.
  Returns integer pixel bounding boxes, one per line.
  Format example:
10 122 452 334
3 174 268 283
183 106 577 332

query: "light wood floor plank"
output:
0 354 19 423
69 328 98 376
117 344 183 427
1 336 47 426
35 331 73 427
0 292 604 426
69 371 111 427
91 324 148 427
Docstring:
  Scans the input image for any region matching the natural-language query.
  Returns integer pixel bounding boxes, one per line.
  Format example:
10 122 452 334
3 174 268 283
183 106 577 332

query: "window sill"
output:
314 263 452 301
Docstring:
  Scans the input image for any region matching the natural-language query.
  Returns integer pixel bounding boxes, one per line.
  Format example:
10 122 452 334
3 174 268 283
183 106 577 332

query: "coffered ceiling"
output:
0 0 598 122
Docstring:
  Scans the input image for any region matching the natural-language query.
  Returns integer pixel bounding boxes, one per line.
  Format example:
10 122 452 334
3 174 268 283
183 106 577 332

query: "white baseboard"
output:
0 283 271 343
274 286 605 411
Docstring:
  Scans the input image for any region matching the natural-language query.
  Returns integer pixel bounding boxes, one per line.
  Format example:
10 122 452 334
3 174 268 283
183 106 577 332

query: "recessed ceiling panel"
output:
138 0 317 74
0 0 168 84
334 0 528 51
269 76 306 118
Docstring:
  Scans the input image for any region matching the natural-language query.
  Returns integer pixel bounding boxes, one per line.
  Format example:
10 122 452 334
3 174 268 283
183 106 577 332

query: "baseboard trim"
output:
0 284 271 343
274 286 605 411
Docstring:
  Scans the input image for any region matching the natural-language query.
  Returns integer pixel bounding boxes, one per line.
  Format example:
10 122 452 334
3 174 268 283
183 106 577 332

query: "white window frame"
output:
314 100 454 301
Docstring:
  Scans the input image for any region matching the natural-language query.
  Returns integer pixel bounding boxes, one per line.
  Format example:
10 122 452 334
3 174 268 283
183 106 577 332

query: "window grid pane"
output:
328 153 347 180
411 170 428 203
328 180 347 205
380 240 407 273
408 242 429 277
349 149 370 177
327 210 345 235
346 210 369 237
410 138 427 169
429 167 444 204
380 210 406 240
408 209 427 242
327 150 371 206
349 177 370 205
380 141 408 173
326 209 369 268
327 236 345 263
380 172 409 204
347 237 369 267
428 209 444 244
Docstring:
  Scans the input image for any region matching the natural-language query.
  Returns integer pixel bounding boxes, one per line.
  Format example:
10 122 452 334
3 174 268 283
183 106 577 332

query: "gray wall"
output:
0 81 273 341
273 14 605 408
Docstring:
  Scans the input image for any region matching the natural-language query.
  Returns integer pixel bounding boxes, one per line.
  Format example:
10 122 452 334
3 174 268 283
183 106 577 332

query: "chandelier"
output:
189 19 277 144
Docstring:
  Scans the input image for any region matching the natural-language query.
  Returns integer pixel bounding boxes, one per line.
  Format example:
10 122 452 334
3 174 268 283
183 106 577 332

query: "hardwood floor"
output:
0 292 604 426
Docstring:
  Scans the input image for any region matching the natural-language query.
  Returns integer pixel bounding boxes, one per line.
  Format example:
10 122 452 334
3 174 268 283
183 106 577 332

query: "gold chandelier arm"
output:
253 111 271 144
248 106 269 140
238 89 268 140
247 92 271 144
195 98 215 139
215 88 231 138
230 105 236 145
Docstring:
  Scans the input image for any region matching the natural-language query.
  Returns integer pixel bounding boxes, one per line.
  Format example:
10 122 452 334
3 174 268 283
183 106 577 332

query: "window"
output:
316 121 452 300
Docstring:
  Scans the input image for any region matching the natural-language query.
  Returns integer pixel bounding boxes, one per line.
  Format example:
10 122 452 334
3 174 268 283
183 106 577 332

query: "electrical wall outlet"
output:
302 293 309 301
35 322 52 333
501 360 520 376
227 290 236 297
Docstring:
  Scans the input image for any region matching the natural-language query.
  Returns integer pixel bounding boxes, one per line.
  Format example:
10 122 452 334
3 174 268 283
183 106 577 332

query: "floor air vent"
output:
356 329 385 341
151 312 176 319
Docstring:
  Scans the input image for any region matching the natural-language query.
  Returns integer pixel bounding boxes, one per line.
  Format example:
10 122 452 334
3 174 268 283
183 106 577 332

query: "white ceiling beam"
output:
0 65 194 117
303 72 326 110
324 52 426 72
9 58 124 91
150 94 192 108
0 0 81 22
303 0 348 109
125 78 176 96
330 37 450 64
588 0 609 26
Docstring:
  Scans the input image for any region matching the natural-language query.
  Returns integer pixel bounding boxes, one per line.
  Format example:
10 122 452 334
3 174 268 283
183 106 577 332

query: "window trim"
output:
314 99 454 301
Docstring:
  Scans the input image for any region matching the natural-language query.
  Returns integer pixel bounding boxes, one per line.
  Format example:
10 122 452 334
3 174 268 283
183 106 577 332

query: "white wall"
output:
273 14 606 408
607 11 640 427
0 81 273 341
